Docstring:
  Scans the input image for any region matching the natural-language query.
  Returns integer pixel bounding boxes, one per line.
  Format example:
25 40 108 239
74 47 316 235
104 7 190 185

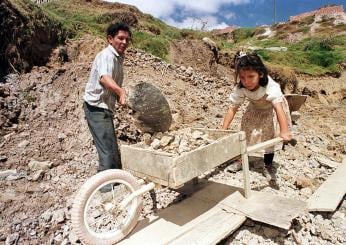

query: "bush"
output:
232 28 256 43
253 27 266 36
298 26 310 34
256 50 271 61
307 51 342 67
132 32 169 60
299 15 315 26
304 38 334 51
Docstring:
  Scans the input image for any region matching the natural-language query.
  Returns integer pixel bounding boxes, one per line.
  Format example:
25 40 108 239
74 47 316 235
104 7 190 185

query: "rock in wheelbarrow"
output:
127 82 172 133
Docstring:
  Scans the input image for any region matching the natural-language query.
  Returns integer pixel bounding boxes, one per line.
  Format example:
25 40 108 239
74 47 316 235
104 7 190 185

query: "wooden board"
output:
284 94 307 112
307 160 346 212
119 181 246 245
168 209 245 245
120 181 306 245
121 145 175 186
172 132 242 187
220 191 306 230
188 181 306 230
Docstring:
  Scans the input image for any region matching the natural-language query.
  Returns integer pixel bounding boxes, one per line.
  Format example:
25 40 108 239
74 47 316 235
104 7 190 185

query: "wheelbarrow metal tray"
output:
121 129 242 189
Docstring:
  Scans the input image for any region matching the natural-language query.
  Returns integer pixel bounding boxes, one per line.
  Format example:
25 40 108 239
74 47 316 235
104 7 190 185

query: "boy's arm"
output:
222 106 238 129
273 102 292 141
100 75 126 106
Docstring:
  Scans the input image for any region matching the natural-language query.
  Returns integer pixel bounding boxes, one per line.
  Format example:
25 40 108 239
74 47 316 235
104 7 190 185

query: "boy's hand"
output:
118 88 126 106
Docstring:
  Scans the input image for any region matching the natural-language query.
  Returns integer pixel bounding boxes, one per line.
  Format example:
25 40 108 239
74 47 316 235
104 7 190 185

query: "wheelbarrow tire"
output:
71 169 143 245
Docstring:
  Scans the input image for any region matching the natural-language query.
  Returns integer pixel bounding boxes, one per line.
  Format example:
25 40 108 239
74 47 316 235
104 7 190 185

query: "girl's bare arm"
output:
273 102 292 141
222 106 238 129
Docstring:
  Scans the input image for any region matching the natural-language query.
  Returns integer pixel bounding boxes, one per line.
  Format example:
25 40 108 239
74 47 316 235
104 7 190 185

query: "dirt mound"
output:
0 0 67 78
267 63 299 93
170 39 215 74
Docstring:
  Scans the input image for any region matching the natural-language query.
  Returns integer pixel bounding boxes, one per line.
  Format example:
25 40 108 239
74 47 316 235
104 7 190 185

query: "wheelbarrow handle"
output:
247 137 297 153
247 137 282 154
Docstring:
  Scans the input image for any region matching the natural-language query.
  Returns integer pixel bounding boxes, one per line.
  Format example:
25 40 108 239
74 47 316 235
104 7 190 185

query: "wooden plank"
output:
119 181 246 245
192 128 236 140
284 94 307 112
307 160 346 212
247 137 282 154
167 209 246 245
240 131 251 198
119 196 217 245
172 132 242 187
121 145 175 185
193 181 307 228
220 191 306 229
123 169 171 187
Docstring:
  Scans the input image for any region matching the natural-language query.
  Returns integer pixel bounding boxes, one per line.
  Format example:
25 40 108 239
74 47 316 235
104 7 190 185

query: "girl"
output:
222 51 292 180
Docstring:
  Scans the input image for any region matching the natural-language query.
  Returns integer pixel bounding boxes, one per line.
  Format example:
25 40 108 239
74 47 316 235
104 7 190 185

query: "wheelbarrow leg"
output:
240 132 251 198
150 189 158 213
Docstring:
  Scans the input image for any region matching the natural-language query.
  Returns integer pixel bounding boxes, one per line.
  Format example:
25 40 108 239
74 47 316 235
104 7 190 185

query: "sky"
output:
105 0 345 30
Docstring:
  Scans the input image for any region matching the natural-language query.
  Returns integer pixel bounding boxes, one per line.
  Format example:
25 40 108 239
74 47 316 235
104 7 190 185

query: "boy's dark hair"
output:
106 22 132 38
234 51 268 87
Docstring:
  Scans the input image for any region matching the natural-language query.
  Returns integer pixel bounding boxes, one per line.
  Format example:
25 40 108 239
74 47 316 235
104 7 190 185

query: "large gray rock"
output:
127 82 172 132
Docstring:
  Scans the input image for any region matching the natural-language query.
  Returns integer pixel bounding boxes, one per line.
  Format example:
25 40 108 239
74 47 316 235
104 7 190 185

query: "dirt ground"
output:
0 36 345 244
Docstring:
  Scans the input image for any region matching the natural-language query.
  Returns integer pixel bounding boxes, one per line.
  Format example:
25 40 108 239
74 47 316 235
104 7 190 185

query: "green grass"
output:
42 1 106 37
132 32 170 60
236 34 346 75
232 28 256 43
41 0 208 59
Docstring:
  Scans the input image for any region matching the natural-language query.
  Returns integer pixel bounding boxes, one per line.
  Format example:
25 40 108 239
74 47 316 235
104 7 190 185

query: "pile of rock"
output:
136 128 216 155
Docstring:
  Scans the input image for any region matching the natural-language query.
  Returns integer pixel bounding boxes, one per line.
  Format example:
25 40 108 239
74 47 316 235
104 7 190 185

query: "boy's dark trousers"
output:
264 153 274 167
84 102 121 172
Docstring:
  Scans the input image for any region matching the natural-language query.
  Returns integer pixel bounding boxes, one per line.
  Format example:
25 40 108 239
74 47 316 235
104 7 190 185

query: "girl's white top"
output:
229 76 283 106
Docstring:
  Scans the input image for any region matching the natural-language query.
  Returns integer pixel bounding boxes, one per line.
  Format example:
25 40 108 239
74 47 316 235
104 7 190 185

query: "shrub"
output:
299 15 315 26
232 28 255 43
307 51 342 67
256 50 271 61
132 32 169 60
304 38 335 51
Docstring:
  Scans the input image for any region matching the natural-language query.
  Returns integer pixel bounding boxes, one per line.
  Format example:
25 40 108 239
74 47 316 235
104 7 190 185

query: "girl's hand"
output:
273 102 292 142
280 130 292 142
222 106 238 130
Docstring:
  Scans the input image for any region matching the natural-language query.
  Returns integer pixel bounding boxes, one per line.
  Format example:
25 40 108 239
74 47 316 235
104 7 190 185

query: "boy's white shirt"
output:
83 45 124 112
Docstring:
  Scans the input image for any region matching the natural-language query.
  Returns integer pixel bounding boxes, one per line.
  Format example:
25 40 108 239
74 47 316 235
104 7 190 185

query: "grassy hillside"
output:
225 32 346 76
220 15 346 76
41 0 346 76
41 0 208 60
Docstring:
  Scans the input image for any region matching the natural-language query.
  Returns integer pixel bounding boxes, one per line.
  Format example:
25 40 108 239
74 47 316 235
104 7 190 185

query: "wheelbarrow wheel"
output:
71 169 143 245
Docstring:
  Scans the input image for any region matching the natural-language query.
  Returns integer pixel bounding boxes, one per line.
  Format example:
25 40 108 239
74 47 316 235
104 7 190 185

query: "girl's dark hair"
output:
106 22 132 38
234 51 268 87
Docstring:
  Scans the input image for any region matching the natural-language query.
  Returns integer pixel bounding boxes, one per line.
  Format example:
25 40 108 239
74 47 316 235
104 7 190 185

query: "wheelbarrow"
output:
71 129 290 245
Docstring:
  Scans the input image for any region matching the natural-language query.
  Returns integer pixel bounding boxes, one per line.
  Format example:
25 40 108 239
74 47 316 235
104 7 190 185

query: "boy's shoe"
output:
262 165 275 181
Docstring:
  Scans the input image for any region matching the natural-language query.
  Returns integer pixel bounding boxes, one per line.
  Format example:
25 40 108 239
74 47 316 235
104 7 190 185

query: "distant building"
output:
289 5 344 22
